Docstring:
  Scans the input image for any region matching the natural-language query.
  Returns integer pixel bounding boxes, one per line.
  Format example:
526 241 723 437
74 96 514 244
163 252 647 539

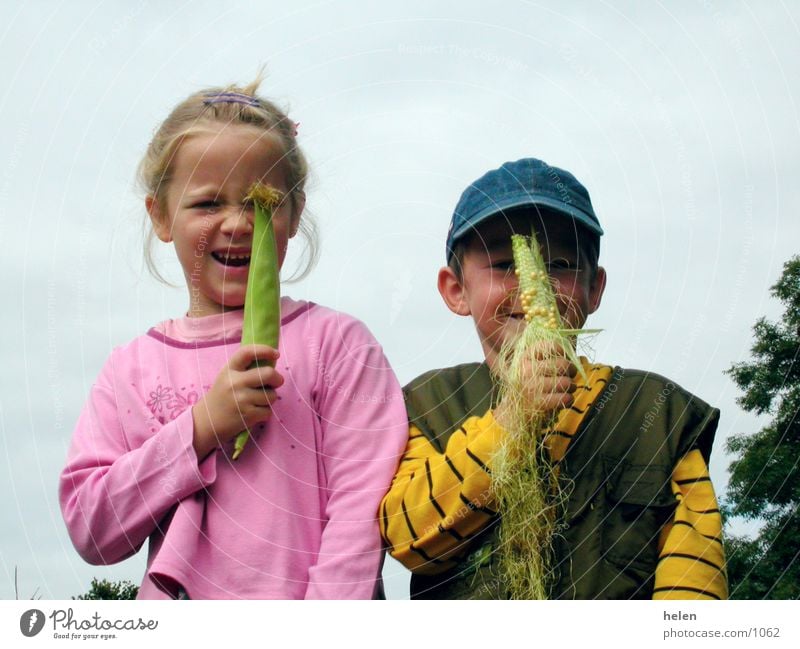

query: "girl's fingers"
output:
248 388 279 409
242 365 285 390
228 345 280 371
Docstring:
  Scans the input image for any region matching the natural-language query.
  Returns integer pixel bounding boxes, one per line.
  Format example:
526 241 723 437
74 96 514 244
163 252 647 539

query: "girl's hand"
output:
192 345 283 459
493 343 576 432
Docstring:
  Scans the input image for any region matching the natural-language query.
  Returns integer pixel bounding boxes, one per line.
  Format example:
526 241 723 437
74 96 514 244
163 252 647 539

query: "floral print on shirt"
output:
146 384 206 425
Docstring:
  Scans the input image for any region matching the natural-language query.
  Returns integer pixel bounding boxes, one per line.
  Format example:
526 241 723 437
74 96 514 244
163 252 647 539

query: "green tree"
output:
724 255 800 599
73 578 139 600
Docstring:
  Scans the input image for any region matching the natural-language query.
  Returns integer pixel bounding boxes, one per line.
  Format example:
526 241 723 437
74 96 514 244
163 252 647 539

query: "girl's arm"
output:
60 344 282 565
59 354 218 565
303 317 408 599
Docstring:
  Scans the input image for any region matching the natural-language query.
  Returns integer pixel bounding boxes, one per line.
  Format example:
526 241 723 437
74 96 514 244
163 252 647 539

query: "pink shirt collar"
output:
152 297 309 344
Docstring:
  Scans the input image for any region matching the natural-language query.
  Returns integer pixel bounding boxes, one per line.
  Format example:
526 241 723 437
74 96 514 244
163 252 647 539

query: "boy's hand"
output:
493 343 577 432
192 345 283 459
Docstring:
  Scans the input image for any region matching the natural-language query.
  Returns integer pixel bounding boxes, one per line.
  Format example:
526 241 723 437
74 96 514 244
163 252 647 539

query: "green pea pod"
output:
232 183 283 460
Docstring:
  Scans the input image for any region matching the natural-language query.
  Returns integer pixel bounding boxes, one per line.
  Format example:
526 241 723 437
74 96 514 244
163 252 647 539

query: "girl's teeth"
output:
212 252 251 266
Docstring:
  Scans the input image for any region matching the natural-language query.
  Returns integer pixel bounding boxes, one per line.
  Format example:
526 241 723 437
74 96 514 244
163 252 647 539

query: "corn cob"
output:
232 183 284 460
491 233 596 598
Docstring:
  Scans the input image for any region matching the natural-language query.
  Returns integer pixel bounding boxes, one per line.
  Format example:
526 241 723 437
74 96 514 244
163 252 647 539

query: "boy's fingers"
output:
553 375 575 393
532 342 562 360
539 392 574 412
549 358 576 375
546 376 575 395
520 376 573 400
527 362 575 381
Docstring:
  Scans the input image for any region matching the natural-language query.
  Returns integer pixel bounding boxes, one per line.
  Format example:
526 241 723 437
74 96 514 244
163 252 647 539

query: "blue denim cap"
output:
446 158 604 262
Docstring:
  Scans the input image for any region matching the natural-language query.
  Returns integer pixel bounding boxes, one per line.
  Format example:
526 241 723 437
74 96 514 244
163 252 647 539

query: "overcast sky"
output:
1 0 798 600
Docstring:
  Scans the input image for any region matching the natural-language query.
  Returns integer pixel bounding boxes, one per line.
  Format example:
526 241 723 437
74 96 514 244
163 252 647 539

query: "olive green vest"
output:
404 362 719 600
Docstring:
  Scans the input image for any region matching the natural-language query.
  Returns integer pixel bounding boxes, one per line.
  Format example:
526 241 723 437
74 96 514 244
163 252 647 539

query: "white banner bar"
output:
1 600 798 647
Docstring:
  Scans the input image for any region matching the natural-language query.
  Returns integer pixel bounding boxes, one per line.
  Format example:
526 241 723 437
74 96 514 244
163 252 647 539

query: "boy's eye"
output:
546 259 580 273
492 261 515 273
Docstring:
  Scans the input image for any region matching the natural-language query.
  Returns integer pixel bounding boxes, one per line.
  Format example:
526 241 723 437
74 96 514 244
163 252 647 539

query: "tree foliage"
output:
73 578 139 600
724 255 800 599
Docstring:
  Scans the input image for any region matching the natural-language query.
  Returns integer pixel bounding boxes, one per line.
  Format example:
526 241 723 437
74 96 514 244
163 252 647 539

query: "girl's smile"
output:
146 124 299 317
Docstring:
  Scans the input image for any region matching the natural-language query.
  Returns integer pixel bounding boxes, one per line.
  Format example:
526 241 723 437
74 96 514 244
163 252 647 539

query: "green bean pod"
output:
232 183 283 460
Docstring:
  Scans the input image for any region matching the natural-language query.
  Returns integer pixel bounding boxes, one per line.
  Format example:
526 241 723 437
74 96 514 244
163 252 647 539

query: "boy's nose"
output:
504 274 524 307
505 271 521 292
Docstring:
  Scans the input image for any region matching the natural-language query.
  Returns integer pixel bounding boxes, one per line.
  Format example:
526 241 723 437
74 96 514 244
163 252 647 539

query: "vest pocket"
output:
601 460 675 574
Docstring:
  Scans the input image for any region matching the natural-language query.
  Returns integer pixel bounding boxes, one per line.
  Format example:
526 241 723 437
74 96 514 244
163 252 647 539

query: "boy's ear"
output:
438 266 471 316
146 195 172 243
588 266 607 314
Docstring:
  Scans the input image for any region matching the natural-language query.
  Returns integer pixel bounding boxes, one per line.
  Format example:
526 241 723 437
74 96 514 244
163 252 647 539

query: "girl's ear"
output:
288 191 305 239
438 266 471 316
146 195 172 243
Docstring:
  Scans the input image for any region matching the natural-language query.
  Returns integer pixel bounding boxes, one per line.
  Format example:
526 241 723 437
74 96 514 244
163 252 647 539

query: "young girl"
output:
59 79 408 599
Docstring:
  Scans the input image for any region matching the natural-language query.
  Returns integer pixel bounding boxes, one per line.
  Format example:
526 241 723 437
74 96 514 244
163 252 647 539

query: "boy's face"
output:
438 211 606 369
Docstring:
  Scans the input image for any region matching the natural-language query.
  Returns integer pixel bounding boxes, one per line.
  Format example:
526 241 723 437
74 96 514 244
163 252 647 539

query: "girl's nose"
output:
220 206 254 236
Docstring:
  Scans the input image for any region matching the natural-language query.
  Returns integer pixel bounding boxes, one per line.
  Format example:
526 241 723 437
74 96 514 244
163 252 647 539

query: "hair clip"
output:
203 91 260 107
293 122 300 136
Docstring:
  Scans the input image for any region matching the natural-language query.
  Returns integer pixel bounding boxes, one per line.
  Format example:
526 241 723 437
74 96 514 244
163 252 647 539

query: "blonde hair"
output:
138 76 318 283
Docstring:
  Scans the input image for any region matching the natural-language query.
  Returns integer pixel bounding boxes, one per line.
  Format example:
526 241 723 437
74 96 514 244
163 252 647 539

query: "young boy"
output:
380 158 727 599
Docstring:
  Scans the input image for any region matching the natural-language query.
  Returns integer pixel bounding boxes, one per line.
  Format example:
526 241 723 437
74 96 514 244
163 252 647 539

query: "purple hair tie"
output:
202 91 300 137
203 91 260 107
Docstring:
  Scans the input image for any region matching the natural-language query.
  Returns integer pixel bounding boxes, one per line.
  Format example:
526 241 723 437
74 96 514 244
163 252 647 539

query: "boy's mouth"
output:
211 252 251 267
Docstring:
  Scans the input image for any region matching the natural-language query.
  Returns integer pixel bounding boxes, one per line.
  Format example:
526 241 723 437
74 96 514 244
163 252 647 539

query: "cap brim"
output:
450 195 604 245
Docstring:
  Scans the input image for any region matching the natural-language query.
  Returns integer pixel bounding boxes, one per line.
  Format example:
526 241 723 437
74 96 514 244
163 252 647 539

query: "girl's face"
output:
147 124 301 317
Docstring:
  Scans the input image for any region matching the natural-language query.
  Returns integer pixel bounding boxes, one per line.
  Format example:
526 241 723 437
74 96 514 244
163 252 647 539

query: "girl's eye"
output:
192 200 219 211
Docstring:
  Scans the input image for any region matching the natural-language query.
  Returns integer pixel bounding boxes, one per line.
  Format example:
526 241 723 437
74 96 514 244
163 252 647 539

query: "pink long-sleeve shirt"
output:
60 298 407 599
